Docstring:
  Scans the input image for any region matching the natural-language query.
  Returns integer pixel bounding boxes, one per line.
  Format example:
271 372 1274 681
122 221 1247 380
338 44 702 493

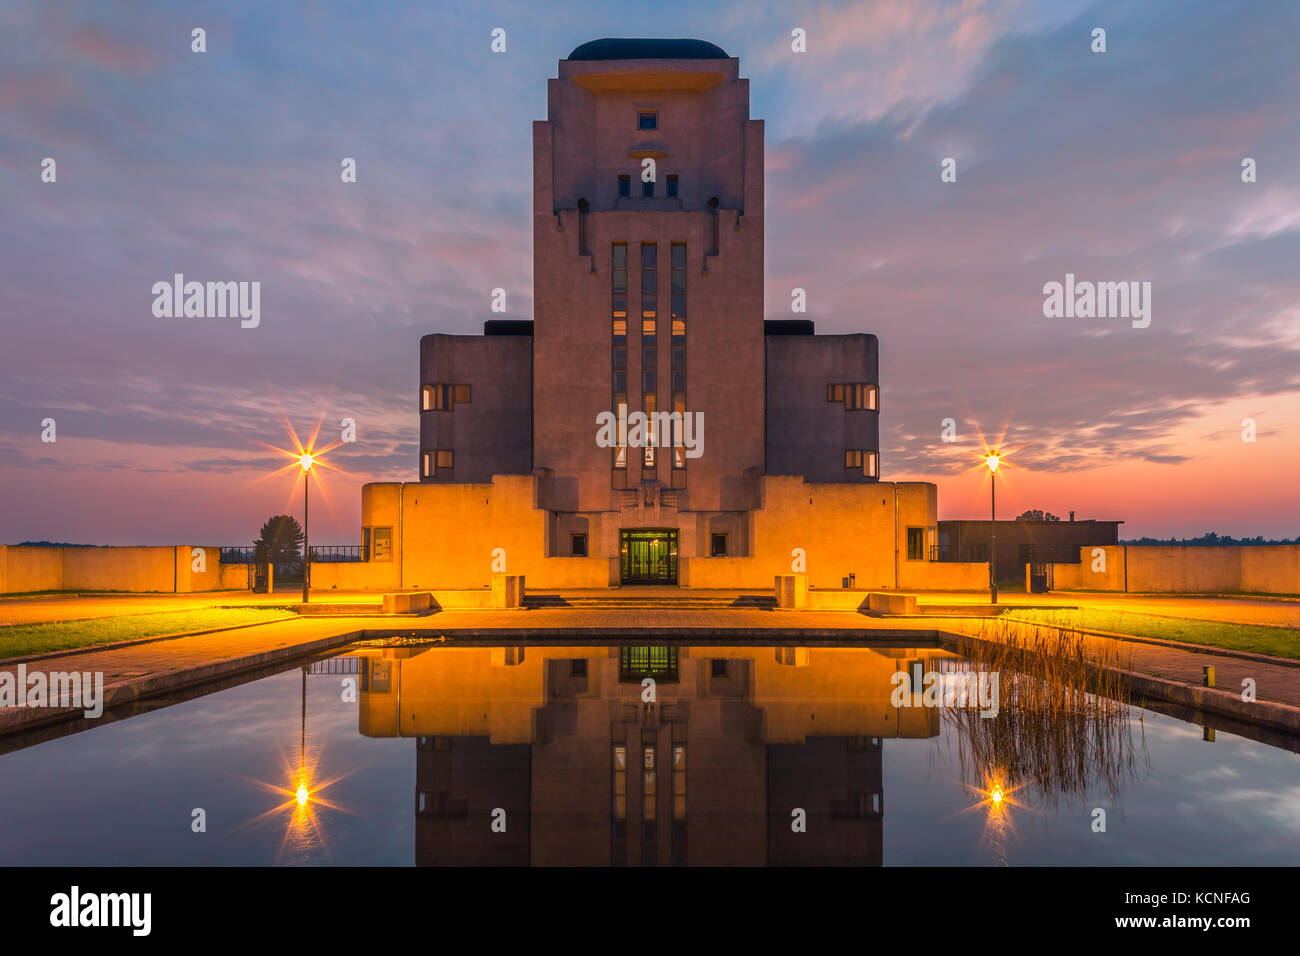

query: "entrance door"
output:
619 529 679 584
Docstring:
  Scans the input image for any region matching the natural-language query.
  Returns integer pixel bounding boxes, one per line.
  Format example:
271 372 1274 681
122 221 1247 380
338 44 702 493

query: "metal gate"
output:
252 544 270 593
1028 562 1053 593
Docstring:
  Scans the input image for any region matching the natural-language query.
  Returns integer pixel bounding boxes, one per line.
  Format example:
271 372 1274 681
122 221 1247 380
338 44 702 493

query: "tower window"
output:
642 178 654 199
618 175 630 198
666 175 678 198
571 533 588 557
711 534 728 557
638 110 658 130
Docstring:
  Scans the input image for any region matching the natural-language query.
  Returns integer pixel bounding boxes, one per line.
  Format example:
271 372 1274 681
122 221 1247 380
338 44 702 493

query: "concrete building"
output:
342 38 986 591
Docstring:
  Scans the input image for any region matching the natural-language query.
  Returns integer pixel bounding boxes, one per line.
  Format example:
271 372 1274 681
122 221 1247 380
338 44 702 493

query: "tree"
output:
255 515 304 579
1015 509 1060 522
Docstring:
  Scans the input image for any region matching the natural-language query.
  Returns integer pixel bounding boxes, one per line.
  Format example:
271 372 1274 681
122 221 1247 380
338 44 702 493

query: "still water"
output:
0 641 1297 865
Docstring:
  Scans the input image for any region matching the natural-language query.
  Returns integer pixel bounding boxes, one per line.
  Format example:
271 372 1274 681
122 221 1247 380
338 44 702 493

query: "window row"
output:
421 383 470 411
828 383 879 411
617 174 680 199
844 449 879 478
421 449 454 477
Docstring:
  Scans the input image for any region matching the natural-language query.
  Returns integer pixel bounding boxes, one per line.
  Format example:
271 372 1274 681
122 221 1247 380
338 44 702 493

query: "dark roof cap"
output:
484 319 534 336
764 319 815 336
567 38 729 61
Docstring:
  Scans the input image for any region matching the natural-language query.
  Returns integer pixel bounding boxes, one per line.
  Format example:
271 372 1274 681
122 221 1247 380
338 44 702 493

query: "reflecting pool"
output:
1 641 1297 865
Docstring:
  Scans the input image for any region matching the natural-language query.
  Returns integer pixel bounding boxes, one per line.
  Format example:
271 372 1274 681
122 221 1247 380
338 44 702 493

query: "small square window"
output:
711 533 728 557
571 533 588 557
436 450 453 470
454 384 470 404
570 659 588 677
638 110 658 130
618 175 631 198
711 659 728 678
666 175 678 198
845 449 862 468
642 179 654 199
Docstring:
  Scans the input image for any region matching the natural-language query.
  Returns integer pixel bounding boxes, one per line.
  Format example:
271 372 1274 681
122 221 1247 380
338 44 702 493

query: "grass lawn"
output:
1000 608 1300 660
0 608 296 658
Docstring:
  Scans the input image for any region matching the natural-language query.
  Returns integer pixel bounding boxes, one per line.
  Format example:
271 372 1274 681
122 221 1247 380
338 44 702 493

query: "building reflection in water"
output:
355 643 953 866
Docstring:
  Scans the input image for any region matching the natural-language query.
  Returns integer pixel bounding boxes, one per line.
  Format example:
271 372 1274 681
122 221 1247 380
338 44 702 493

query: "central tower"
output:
532 38 766 526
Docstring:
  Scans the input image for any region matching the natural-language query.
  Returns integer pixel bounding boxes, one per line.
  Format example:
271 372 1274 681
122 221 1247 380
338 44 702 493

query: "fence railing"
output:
217 545 366 564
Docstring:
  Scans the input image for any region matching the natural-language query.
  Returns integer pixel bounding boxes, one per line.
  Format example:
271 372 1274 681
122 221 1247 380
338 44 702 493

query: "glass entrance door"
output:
619 529 679 584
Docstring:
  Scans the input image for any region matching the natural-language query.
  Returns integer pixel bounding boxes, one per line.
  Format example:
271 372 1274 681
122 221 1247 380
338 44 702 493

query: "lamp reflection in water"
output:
234 664 355 864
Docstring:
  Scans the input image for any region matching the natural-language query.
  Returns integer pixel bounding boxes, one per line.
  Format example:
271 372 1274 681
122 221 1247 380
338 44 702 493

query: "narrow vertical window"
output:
666 174 678 198
670 243 687 470
613 243 628 470
613 745 627 821
618 175 630 198
642 178 654 199
642 243 658 471
643 746 657 821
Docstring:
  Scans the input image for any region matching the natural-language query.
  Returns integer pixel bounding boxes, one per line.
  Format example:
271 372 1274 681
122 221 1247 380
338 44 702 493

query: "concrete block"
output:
491 574 526 608
382 591 433 613
774 574 808 609
868 592 916 614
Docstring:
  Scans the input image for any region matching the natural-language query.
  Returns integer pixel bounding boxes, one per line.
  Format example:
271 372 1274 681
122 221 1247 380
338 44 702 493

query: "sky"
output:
1 0 1298 545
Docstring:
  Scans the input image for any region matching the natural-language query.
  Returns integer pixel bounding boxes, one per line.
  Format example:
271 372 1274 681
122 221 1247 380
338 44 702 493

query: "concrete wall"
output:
1048 544 1300 595
0 544 250 594
766 332 879 482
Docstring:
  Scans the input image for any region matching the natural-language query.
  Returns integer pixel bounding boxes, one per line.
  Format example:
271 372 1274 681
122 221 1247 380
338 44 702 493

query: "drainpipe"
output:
398 482 405 590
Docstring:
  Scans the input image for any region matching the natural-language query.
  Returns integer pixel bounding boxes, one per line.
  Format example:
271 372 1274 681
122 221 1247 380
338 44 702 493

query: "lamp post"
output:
985 453 1001 604
299 453 314 603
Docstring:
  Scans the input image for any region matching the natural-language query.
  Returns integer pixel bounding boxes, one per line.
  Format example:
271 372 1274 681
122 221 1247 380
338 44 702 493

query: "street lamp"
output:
299 453 315 603
984 452 1001 604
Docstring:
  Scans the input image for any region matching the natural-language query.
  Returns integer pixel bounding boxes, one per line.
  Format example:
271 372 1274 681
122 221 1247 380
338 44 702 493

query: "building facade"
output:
348 38 985 591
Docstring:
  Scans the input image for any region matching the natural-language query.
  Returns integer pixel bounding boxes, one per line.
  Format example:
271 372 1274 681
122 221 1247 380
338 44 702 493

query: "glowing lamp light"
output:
990 785 1004 804
985 454 1001 474
299 453 315 472
296 784 309 806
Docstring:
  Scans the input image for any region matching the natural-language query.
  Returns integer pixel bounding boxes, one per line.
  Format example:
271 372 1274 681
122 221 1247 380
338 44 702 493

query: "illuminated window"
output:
613 745 627 821
844 449 878 477
907 527 925 560
672 745 686 820
435 450 453 470
643 746 656 821
830 383 879 410
613 243 629 471
454 384 471 404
